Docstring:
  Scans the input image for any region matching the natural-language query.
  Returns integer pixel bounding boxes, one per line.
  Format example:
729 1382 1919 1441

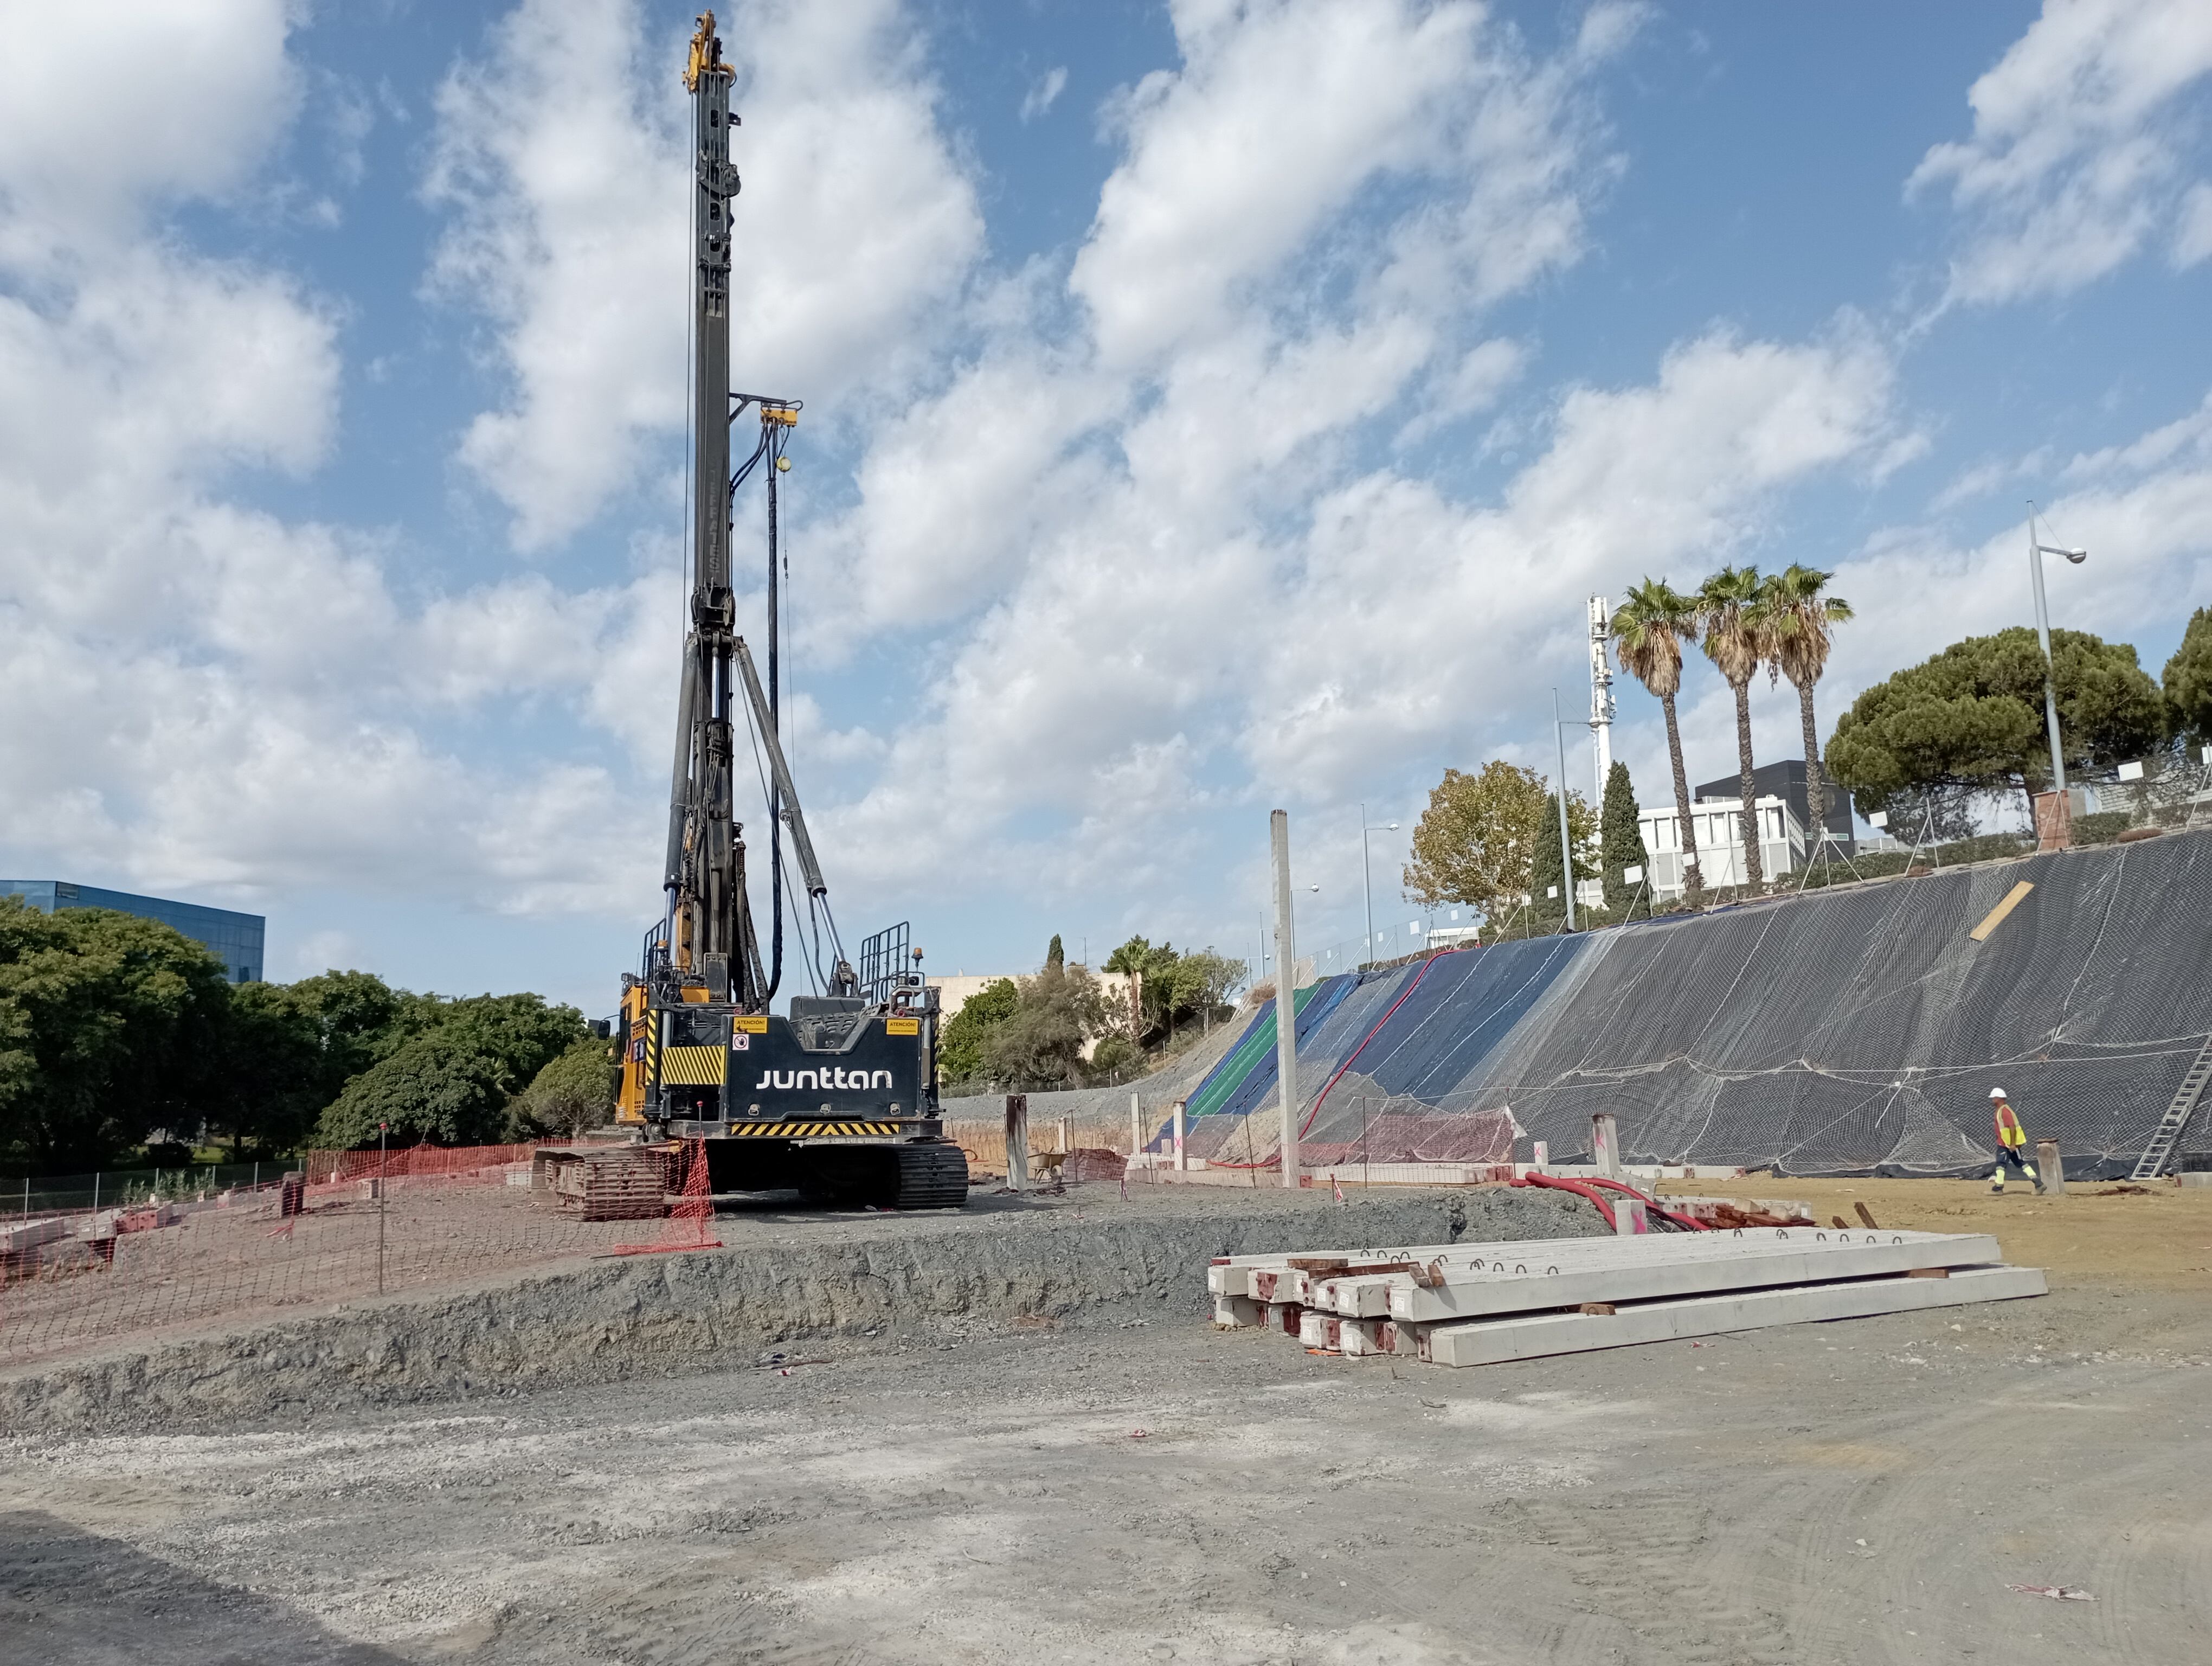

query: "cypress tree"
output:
1600 761 1648 917
1045 934 1065 971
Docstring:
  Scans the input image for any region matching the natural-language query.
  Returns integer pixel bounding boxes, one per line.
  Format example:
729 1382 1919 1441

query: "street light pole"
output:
2027 502 2088 796
1358 805 1398 970
1552 688 1578 931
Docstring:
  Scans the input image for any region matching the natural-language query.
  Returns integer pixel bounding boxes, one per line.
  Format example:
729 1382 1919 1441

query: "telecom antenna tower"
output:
1587 594 1615 803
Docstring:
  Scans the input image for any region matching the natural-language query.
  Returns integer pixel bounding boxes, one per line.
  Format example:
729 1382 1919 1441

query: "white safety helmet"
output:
1989 1086 2008 1099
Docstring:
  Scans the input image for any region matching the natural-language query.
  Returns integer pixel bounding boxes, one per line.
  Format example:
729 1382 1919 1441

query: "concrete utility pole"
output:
1588 595 1615 806
1552 689 1578 931
1271 810 1300 1188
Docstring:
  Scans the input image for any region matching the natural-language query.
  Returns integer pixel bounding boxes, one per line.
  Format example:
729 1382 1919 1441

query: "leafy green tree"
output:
507 1037 620 1138
1404 761 1592 923
1612 580 1706 902
1086 1034 1143 1083
1758 563 1854 834
1599 760 1649 914
0 900 233 1171
312 992 585 1148
1828 626 2170 822
1046 934 1065 971
1697 565 1771 887
1175 950 1246 1033
2167 606 2212 744
939 977 1018 1086
287 969 417 1088
1100 939 1247 1045
213 980 329 1159
981 959 1105 1091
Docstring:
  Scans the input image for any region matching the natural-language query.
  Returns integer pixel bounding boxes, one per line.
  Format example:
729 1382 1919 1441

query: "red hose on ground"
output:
1512 1171 1710 1233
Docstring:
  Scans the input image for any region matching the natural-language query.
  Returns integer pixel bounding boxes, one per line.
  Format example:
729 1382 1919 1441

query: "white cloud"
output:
1397 336 1528 446
782 1 1638 906
0 0 681 934
2176 181 2212 266
1249 329 1905 793
1020 65 1068 124
1909 0 2212 305
427 0 985 551
1072 0 1598 368
0 0 299 264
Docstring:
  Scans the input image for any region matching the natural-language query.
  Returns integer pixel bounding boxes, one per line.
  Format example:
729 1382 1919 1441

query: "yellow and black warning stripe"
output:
658 1044 728 1086
724 1120 901 1139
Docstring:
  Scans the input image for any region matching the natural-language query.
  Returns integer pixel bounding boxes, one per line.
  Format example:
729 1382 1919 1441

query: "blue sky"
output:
4 0 2210 1014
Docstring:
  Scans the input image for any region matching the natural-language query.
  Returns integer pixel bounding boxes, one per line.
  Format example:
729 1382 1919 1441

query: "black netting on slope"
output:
1226 832 2212 1178
1471 839 2212 1175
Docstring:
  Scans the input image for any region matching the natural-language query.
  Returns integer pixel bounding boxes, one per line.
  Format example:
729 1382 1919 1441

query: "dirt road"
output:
3 1180 2207 1664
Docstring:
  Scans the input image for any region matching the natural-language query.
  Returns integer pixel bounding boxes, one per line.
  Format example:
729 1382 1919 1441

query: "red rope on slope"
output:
1212 952 1454 1169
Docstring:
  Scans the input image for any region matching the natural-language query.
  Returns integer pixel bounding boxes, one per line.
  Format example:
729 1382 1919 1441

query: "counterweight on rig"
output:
602 12 965 1210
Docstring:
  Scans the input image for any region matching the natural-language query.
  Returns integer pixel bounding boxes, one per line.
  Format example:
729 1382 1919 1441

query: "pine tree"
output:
1600 760 1648 917
1045 934 1065 971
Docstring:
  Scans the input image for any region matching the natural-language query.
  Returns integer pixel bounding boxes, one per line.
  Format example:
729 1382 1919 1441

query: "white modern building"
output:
1638 794 1808 898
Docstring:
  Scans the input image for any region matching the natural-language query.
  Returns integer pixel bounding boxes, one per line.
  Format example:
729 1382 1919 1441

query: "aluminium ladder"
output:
2129 1031 2212 1181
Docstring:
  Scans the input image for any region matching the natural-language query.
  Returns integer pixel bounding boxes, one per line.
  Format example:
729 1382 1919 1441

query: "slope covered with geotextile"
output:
1149 831 2212 1180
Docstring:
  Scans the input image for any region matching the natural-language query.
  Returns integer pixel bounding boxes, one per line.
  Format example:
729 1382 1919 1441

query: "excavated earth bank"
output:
0 1186 1597 1436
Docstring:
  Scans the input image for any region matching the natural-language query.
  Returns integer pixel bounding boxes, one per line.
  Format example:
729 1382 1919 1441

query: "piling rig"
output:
606 14 964 1209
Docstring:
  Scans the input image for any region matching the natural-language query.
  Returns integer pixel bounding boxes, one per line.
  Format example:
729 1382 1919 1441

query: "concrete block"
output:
1208 1241 1471 1297
1339 1317 1404 1356
1385 1233 2005 1325
1212 1294 1263 1328
0 1218 73 1254
1298 1309 1341 1351
1591 1114 1621 1179
1418 1264 2046 1367
2178 1171 2212 1188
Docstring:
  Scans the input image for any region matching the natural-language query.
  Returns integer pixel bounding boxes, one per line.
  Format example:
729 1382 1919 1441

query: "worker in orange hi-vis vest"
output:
1989 1088 2042 1195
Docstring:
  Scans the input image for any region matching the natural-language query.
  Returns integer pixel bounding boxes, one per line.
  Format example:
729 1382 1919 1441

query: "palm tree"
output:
1757 563 1854 843
1611 580 1705 903
1697 565 1769 889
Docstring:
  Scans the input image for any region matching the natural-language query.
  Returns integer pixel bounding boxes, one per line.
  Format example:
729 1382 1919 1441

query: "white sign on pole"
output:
1623 864 1643 882
2117 760 2145 781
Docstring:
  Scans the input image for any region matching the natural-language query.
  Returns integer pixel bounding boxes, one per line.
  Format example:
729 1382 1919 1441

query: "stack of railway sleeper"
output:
1206 1228 2045 1367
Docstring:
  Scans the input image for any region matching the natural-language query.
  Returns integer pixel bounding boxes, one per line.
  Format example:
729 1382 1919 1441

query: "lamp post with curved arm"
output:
2027 502 2088 794
1359 805 1398 971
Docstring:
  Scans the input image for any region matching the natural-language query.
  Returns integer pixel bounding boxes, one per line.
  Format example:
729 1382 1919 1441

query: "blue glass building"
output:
1 880 265 983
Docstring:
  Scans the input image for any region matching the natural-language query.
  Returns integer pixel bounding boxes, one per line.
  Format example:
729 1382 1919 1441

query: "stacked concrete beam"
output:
1207 1227 2044 1367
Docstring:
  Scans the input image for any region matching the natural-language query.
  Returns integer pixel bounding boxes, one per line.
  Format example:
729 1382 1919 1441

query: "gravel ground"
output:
0 1184 1598 1434
3 1181 2207 1664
